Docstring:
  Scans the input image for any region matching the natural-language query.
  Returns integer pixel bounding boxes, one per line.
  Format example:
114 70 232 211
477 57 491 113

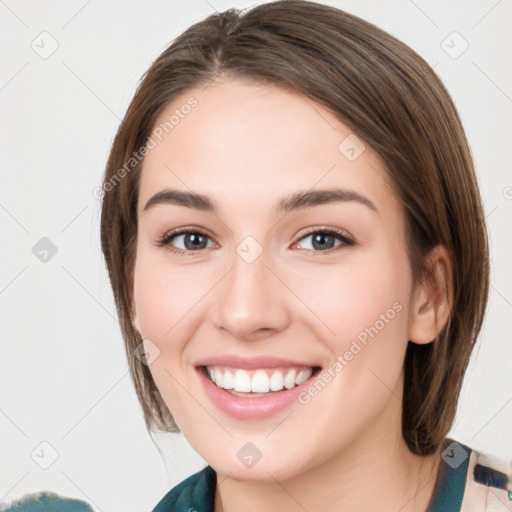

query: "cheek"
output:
132 250 203 345
289 255 412 350
288 251 413 415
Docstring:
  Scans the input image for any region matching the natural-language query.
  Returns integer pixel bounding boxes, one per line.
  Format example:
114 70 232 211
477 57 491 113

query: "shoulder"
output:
459 442 512 512
428 439 511 511
151 465 217 512
0 492 94 511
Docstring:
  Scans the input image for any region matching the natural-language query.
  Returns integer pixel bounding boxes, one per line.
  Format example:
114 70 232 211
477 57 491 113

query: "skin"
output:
132 78 452 512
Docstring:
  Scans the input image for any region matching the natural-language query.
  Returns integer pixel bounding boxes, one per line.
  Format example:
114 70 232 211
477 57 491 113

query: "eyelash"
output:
156 226 355 257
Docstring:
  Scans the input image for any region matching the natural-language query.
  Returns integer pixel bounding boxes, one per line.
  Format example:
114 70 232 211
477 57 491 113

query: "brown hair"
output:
100 0 489 456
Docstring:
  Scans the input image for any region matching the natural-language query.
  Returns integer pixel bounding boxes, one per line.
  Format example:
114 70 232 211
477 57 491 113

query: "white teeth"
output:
234 369 252 392
295 368 312 385
284 369 296 389
214 368 223 388
222 370 234 390
251 370 270 393
269 370 284 391
206 366 314 393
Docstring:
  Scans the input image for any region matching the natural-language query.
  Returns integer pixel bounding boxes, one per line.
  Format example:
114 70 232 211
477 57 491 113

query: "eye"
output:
292 227 355 253
156 228 215 256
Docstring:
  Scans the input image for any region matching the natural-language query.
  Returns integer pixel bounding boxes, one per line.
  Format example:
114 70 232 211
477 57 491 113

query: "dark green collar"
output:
427 440 470 511
152 465 216 512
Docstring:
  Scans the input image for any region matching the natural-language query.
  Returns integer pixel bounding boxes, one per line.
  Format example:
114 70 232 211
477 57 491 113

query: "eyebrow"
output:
142 188 377 214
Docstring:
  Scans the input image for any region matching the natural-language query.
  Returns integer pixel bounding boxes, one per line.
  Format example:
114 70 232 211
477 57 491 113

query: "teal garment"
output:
427 440 471 510
151 441 471 512
152 465 217 512
0 492 94 512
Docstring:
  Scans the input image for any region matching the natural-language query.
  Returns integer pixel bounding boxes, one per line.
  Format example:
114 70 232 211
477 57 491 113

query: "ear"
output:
408 245 453 344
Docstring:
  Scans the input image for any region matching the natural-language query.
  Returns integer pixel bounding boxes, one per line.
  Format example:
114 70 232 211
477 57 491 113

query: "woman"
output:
98 1 510 510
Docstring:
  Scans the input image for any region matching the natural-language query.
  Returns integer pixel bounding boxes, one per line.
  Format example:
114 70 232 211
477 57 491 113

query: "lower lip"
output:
197 367 317 420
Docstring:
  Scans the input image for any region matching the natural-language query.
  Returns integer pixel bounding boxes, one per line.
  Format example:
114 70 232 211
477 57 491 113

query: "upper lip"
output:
195 354 321 370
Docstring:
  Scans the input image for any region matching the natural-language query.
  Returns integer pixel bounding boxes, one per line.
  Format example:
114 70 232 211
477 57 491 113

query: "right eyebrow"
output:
143 189 218 213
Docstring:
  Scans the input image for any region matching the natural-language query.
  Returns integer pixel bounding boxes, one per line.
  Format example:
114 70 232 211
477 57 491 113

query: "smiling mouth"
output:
200 365 322 397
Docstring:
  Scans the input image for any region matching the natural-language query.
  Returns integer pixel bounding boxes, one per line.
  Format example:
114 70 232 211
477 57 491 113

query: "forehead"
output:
137 78 396 217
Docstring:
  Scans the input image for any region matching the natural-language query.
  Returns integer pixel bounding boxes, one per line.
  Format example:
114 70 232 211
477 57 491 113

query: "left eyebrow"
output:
276 188 378 214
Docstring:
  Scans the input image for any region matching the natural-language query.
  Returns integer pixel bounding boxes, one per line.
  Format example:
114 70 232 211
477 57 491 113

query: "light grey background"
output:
1 0 511 510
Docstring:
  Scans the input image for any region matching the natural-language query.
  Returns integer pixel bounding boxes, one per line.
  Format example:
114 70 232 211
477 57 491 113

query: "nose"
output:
211 245 291 341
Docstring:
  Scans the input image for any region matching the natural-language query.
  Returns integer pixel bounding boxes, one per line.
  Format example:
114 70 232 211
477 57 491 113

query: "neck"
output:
214 398 441 512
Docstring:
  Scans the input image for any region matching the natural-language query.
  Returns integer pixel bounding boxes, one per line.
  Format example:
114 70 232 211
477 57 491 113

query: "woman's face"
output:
133 78 420 480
